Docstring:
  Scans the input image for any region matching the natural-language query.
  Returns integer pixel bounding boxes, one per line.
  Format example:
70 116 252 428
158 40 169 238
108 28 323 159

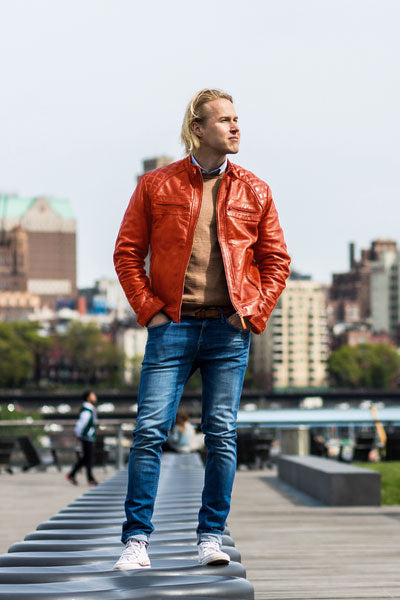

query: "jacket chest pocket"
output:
152 195 190 215
227 202 261 223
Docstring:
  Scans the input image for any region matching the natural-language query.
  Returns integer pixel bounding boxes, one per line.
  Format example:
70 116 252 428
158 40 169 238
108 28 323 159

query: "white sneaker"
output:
113 539 151 570
198 541 230 566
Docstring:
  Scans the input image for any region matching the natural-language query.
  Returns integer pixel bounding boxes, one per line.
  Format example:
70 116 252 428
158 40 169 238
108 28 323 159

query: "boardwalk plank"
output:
230 469 400 600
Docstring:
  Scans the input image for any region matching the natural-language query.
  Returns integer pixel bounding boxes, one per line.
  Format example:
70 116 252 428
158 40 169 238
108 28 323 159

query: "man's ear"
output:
191 121 203 139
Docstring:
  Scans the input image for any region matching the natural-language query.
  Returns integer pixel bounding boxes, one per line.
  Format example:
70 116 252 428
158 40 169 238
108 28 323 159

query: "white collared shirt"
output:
191 155 227 175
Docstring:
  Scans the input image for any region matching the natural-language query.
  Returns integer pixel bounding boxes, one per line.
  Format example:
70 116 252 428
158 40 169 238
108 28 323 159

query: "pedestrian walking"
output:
113 88 291 570
66 390 98 486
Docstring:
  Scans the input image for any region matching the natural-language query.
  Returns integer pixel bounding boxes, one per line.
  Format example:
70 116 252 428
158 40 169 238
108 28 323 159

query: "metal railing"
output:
0 419 135 470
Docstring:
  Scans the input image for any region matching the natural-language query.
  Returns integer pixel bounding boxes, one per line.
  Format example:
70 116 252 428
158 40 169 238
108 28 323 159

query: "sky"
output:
1 0 399 287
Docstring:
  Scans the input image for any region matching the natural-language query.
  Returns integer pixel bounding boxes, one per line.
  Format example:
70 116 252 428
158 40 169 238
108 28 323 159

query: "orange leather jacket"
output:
114 156 290 334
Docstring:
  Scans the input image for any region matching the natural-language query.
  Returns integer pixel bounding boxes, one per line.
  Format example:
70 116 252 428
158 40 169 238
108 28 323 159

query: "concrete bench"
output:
277 455 381 506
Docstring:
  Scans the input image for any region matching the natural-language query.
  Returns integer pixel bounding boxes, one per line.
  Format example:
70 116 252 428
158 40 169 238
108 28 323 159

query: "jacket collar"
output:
82 401 95 411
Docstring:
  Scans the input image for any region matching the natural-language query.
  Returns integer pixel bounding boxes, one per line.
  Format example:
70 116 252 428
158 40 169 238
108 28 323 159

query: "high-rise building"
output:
329 242 371 326
142 156 173 173
370 245 400 341
0 224 41 319
137 156 174 182
0 225 28 292
0 195 77 309
329 239 397 328
252 279 329 389
329 239 400 343
78 278 132 319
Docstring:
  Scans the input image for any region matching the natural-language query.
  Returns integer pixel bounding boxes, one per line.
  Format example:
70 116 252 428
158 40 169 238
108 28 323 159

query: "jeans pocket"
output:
224 315 250 334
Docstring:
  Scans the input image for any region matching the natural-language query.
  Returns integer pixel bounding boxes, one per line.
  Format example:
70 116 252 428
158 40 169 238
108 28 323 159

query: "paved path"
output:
1 463 399 599
0 465 114 554
229 468 400 600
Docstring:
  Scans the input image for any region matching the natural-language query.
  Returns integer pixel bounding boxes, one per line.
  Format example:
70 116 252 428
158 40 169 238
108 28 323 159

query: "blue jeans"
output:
121 313 251 545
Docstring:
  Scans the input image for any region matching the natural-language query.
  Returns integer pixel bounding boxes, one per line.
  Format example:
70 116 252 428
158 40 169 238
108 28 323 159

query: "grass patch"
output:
354 461 400 505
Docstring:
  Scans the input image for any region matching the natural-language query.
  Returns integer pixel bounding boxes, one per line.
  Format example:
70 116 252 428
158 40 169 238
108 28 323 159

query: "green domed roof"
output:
0 195 75 220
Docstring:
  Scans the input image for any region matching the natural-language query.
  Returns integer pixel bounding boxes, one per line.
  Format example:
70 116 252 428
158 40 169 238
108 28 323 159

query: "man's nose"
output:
230 122 239 133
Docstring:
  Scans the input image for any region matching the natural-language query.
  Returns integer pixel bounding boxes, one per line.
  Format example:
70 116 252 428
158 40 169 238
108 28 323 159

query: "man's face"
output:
89 393 97 404
193 98 240 155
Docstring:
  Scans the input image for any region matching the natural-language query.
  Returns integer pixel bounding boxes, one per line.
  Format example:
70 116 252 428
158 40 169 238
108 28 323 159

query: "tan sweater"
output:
181 173 232 311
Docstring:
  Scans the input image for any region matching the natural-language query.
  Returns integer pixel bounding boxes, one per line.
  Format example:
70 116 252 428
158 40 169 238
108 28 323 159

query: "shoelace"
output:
122 539 147 559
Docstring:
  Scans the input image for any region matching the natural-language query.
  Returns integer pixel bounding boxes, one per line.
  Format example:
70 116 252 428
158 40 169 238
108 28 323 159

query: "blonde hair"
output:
181 88 233 154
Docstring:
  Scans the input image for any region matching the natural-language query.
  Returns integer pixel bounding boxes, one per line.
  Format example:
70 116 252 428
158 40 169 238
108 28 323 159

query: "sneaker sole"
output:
113 563 151 571
200 555 230 566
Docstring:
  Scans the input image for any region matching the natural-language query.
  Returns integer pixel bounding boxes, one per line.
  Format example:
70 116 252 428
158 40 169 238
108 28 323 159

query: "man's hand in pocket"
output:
147 312 170 328
228 314 251 331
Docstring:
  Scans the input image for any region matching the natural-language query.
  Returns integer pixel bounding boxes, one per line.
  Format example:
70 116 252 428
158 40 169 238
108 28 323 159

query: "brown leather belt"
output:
181 307 235 319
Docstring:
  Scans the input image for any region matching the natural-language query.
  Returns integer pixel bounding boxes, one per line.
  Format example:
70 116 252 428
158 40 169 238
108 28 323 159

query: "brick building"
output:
329 239 400 344
0 225 28 292
329 240 397 326
0 195 77 310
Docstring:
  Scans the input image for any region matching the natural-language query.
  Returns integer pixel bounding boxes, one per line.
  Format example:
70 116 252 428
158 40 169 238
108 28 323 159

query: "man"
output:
66 390 98 486
113 89 290 570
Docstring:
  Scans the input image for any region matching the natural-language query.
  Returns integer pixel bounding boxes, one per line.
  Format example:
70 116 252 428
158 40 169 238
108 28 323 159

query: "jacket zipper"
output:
216 175 247 330
228 205 258 214
154 200 188 207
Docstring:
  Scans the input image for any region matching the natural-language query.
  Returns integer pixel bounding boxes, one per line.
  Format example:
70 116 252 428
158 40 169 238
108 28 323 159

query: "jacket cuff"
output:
136 296 166 327
247 314 267 335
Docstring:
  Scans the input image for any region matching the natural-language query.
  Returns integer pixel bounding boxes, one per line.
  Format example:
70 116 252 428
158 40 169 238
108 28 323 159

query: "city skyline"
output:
1 0 399 288
2 186 396 291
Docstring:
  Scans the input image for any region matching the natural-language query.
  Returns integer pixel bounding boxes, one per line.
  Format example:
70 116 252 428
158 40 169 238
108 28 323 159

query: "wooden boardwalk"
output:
230 468 400 600
1 463 399 599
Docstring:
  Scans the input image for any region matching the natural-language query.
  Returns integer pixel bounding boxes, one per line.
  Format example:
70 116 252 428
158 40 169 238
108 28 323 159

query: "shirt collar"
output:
191 154 227 176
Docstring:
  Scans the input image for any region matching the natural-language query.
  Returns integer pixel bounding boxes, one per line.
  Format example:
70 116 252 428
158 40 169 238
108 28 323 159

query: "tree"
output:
0 322 50 388
362 344 400 388
60 321 124 386
328 343 400 389
12 321 52 384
